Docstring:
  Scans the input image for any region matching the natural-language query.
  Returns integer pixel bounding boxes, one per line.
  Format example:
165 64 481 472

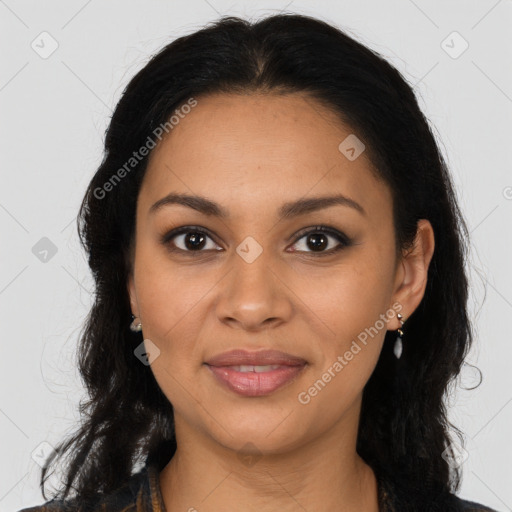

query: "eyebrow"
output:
149 192 366 219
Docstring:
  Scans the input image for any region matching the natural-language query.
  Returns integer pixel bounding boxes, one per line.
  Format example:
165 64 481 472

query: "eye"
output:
161 225 352 257
161 226 221 255
288 226 352 256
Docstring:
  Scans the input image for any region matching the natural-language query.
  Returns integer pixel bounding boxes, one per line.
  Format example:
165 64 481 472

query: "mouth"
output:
205 349 307 367
204 349 307 397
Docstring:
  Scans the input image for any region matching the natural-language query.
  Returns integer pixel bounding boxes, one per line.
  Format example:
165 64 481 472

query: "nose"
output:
215 249 293 332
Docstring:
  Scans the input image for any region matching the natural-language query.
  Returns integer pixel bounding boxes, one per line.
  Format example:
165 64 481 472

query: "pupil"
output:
185 232 206 250
308 233 327 251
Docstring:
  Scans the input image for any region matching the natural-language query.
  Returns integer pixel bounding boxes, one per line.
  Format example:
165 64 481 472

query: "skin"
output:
127 92 435 512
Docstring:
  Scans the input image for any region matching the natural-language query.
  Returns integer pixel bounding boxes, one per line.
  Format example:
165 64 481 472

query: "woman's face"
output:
127 92 428 455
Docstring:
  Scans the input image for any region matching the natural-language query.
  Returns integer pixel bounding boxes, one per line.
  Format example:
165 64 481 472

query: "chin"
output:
204 414 308 456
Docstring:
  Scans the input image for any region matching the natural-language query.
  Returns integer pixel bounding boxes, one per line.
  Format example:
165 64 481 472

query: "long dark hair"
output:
39 13 475 510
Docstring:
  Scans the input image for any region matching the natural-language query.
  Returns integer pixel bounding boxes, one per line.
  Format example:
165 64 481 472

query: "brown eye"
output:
161 226 221 254
181 232 207 250
289 226 352 256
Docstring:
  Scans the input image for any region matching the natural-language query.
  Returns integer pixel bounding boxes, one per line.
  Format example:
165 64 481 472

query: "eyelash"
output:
160 225 352 258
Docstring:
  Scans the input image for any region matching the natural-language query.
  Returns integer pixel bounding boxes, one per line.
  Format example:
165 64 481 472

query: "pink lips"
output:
205 349 307 397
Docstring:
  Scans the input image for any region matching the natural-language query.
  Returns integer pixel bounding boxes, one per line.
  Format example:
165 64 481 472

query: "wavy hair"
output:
39 13 475 511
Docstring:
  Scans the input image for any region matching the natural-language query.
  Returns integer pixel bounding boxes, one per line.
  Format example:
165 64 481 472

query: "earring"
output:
130 315 142 332
393 313 405 359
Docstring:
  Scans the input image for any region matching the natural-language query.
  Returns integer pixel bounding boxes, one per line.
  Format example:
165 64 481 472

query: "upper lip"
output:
205 349 307 367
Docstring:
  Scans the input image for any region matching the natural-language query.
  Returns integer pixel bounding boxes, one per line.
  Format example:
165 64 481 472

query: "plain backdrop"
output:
1 1 511 511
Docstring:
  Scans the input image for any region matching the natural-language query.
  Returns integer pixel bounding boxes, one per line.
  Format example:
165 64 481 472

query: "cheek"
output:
132 248 213 372
303 259 392 343
293 266 389 428
134 240 207 331
134 262 209 409
294 254 394 401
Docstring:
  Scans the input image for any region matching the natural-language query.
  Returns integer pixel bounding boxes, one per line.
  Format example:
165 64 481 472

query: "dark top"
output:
18 462 499 512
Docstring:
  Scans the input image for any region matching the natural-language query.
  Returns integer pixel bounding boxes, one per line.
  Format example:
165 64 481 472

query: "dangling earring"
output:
130 314 142 332
393 313 405 359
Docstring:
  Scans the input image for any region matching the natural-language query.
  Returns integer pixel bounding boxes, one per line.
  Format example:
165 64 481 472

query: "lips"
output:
204 349 307 397
205 349 307 367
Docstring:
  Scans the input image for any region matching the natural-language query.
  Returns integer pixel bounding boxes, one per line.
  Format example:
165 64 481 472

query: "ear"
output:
127 271 139 317
390 219 435 328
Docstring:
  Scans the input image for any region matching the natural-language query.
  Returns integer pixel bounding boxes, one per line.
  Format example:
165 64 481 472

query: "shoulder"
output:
377 475 499 512
455 495 499 511
16 465 151 512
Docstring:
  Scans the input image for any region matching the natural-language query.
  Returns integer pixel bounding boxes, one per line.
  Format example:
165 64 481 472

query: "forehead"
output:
140 92 392 222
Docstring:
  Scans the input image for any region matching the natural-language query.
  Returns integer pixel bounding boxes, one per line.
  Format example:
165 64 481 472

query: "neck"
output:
159 411 379 512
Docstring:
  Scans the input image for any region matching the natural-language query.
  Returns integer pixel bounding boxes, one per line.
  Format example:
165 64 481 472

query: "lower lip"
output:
205 364 306 397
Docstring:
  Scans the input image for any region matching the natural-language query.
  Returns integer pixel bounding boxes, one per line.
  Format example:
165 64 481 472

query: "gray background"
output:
1 1 511 510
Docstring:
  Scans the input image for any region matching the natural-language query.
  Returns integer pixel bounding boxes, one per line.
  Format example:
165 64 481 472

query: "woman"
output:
19 13 498 512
